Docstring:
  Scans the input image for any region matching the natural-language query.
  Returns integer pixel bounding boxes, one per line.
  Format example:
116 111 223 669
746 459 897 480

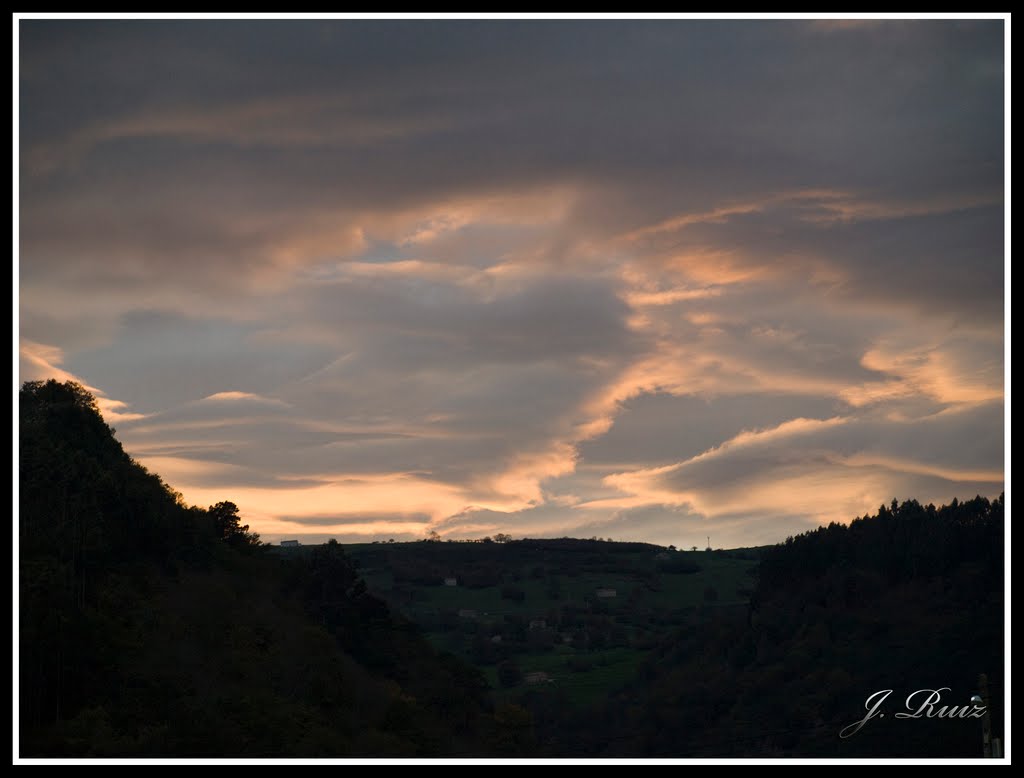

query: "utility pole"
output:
979 673 992 757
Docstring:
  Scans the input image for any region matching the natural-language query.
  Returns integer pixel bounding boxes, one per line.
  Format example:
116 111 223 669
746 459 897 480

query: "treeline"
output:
364 537 684 589
758 496 1003 591
550 495 1004 757
18 380 512 756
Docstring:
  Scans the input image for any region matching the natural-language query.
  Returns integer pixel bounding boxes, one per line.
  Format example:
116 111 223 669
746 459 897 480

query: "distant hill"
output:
338 537 759 714
327 500 1004 758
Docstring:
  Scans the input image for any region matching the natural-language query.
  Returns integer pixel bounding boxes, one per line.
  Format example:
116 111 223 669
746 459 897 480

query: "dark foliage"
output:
18 380 496 756
563 496 1004 757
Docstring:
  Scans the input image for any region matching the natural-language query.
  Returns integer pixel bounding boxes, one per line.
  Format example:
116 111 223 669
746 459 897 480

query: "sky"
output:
17 18 1006 549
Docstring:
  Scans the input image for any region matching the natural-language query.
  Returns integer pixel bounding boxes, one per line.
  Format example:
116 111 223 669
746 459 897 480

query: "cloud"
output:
19 338 147 424
18 20 1004 545
98 269 644 517
595 402 1003 527
20 339 84 386
200 391 291 407
273 512 432 529
577 391 843 469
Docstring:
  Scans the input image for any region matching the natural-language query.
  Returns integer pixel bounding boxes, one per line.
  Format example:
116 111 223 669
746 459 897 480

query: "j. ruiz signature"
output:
840 688 987 738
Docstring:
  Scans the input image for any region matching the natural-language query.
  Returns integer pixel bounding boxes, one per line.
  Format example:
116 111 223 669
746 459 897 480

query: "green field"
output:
338 539 760 710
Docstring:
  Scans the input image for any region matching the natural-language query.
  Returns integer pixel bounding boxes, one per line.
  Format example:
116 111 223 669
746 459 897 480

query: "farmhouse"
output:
280 540 300 547
458 608 478 619
443 577 457 586
596 588 617 598
525 671 552 685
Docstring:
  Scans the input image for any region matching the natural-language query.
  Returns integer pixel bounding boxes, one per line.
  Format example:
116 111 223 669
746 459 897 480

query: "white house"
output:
443 577 457 586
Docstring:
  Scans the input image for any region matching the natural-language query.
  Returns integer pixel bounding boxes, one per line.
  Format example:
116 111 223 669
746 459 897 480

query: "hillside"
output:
568 496 1005 757
315 498 1003 758
18 380 499 756
341 539 759 709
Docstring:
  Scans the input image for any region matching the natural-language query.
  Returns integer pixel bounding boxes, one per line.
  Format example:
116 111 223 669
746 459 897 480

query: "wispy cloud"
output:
19 19 1004 547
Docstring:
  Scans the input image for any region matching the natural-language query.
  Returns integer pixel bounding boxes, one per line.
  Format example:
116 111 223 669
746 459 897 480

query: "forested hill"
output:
18 380 501 757
566 495 1004 757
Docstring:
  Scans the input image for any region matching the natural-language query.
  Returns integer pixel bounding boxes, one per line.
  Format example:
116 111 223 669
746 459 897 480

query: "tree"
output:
426 530 441 542
493 533 512 544
208 501 260 547
21 378 102 419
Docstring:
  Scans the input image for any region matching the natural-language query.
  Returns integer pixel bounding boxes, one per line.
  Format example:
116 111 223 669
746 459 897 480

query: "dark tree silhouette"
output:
19 380 496 757
208 500 260 547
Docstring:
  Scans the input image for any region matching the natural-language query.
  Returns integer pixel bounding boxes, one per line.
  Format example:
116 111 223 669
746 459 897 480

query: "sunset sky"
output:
18 18 1006 548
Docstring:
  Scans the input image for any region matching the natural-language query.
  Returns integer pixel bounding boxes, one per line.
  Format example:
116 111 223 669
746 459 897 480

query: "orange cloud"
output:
136 465 471 525
622 286 723 307
19 339 147 424
601 416 849 495
852 337 1003 406
20 339 88 386
200 391 291 407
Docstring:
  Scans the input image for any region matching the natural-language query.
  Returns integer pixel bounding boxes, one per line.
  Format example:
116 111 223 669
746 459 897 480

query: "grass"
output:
483 647 646 709
342 540 760 710
365 558 754 627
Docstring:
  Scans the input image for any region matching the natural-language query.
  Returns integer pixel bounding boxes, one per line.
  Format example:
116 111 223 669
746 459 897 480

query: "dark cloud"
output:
297 272 641 369
21 23 1002 293
62 311 332 412
18 19 1004 544
600 402 1003 527
578 392 843 468
633 199 1004 320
